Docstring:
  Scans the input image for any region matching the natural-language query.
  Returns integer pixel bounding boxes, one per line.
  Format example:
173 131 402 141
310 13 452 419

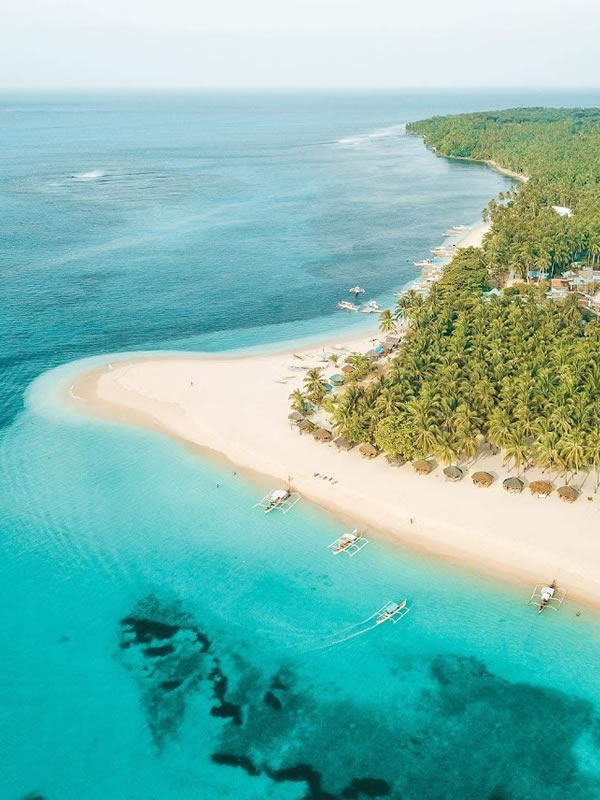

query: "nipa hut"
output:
333 437 354 451
529 480 552 497
443 465 464 482
558 485 579 504
288 411 304 422
503 477 524 494
472 471 493 488
342 364 354 376
297 419 316 434
313 428 333 443
386 455 406 467
412 459 432 475
359 443 378 459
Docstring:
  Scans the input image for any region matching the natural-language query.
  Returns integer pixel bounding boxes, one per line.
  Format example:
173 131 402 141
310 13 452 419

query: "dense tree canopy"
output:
407 108 600 284
290 109 600 485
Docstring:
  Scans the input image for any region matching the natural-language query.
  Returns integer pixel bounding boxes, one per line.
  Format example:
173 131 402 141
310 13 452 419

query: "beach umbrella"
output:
329 374 345 386
558 485 579 503
333 437 354 451
472 471 493 488
313 428 332 442
503 477 524 494
288 411 304 422
359 443 378 459
443 465 464 482
412 459 433 475
529 480 553 497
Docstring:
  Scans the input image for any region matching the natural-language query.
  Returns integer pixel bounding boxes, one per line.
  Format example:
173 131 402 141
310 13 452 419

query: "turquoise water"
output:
3 91 600 799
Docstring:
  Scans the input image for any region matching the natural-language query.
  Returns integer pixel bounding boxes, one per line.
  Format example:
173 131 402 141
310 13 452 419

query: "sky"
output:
2 0 599 89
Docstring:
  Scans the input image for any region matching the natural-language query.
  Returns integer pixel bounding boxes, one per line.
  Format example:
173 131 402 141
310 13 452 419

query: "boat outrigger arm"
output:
328 530 369 556
528 580 567 613
253 489 301 514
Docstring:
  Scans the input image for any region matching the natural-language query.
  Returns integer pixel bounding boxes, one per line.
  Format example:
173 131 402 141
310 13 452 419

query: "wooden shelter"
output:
472 471 493 488
386 455 406 467
297 419 316 434
558 485 579 503
333 436 354 451
359 443 378 459
529 480 552 497
503 477 524 494
313 428 333 442
412 459 432 475
342 364 355 376
443 465 464 482
288 411 304 422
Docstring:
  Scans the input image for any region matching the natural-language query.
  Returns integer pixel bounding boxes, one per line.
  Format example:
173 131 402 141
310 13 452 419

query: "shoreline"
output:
65 331 600 613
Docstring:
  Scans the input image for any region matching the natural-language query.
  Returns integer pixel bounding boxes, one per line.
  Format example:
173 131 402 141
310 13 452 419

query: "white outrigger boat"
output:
337 300 359 312
328 530 369 557
414 259 435 267
348 285 365 297
375 600 409 624
528 580 567 613
359 300 382 314
254 488 300 514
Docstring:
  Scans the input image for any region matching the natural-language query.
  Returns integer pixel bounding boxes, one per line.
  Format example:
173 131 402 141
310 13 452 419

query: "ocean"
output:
2 90 600 799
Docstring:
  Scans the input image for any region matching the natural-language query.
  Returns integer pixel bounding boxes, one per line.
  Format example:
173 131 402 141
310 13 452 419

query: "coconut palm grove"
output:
295 108 600 484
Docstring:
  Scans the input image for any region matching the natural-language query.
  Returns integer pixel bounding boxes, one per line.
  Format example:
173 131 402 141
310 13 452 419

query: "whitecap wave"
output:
336 124 405 147
72 169 106 181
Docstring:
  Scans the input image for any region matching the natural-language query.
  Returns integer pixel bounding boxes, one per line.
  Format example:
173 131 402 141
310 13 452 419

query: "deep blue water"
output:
3 90 600 799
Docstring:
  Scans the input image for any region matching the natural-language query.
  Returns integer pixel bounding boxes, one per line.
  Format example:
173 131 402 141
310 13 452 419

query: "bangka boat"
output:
328 530 369 556
359 300 382 313
348 285 365 296
337 300 359 312
414 259 435 267
254 489 301 514
528 580 567 613
375 600 409 624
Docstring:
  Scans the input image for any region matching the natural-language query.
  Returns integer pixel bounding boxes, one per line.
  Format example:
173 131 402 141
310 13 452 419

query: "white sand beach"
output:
67 321 600 610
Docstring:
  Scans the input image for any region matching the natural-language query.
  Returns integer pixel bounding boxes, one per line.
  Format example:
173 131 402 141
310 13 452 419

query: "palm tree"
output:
288 389 306 415
303 368 325 405
378 309 396 335
584 429 600 493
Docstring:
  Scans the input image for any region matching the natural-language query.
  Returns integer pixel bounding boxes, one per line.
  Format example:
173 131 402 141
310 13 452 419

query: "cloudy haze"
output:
2 0 598 89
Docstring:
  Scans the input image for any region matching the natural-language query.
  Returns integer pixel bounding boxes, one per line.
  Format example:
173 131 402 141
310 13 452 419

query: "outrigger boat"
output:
528 580 567 613
348 285 365 297
328 530 369 556
337 300 359 312
359 300 382 314
414 259 435 267
376 600 409 624
254 488 301 514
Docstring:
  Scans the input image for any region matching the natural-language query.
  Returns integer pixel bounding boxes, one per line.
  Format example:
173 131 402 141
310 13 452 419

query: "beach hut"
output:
365 349 379 361
384 335 402 348
333 437 354 451
329 374 345 386
529 480 553 497
297 419 316 434
288 411 304 423
359 443 378 459
443 465 464 482
472 471 493 488
503 477 524 494
558 485 579 504
412 459 433 475
342 364 354 376
313 428 333 443
386 455 406 467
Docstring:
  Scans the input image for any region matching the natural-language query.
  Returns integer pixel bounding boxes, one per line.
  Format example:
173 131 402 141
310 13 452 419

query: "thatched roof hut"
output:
443 465 464 482
558 485 579 503
313 427 333 442
342 364 354 376
503 477 524 494
412 459 432 475
333 436 354 451
288 411 304 422
529 480 552 497
472 471 493 488
365 349 379 361
297 419 316 434
386 455 406 467
359 443 378 459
